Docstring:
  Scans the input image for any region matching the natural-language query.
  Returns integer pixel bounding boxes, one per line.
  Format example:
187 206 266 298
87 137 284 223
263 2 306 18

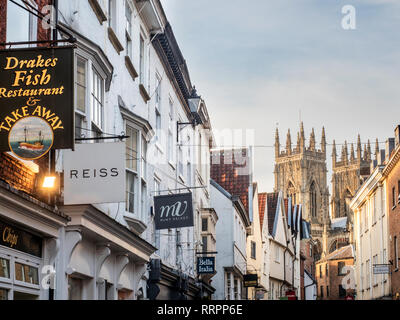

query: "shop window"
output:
15 262 39 285
68 276 82 300
0 258 10 279
0 289 8 300
339 285 346 298
6 0 37 45
226 272 231 300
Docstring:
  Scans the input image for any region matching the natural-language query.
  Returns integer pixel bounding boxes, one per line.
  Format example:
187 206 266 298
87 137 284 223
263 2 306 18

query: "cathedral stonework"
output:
273 123 375 258
274 123 329 257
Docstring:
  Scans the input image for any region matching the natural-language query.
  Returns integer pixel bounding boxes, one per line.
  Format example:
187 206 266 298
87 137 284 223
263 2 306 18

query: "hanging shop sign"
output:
154 193 194 230
63 142 126 205
243 274 258 287
0 218 42 257
373 264 391 275
197 257 215 274
0 46 74 160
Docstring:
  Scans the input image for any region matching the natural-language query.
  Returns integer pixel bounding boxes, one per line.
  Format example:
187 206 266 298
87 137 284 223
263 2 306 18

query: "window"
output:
126 126 138 171
366 260 370 288
326 286 329 297
169 98 174 121
226 272 231 300
373 193 377 224
125 1 132 35
15 262 39 285
0 258 10 279
395 236 399 269
325 263 328 277
139 35 145 84
309 244 313 257
91 68 104 130
310 182 317 218
0 289 7 300
319 265 322 277
126 171 136 213
373 255 378 285
338 261 345 275
339 285 346 298
393 187 396 208
187 162 192 187
398 181 400 204
178 147 183 177
155 73 161 109
251 241 256 259
108 0 117 30
125 34 132 60
155 110 161 142
168 130 173 162
68 276 82 300
76 56 87 113
275 246 280 263
361 263 364 290
141 136 147 178
176 230 182 266
320 286 324 298
202 236 208 252
6 0 37 45
202 218 208 232
234 279 239 300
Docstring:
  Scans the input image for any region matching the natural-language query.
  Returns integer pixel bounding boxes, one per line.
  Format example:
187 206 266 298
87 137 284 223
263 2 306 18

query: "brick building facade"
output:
316 245 355 300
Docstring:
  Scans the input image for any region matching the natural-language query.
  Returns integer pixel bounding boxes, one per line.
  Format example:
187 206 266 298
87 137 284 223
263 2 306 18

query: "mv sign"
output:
154 193 194 230
63 142 125 205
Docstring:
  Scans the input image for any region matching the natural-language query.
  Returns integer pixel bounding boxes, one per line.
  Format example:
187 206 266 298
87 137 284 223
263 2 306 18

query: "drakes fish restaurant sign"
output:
0 47 74 160
154 193 194 230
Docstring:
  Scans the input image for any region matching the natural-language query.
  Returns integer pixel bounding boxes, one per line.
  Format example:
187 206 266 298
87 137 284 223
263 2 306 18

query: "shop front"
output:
0 181 69 300
59 204 157 300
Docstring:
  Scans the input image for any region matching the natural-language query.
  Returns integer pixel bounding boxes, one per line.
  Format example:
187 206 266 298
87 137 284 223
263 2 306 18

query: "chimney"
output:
395 125 400 148
385 138 395 163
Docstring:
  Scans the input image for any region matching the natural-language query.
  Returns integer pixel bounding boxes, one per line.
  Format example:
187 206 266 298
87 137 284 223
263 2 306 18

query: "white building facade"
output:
210 179 250 300
350 165 390 300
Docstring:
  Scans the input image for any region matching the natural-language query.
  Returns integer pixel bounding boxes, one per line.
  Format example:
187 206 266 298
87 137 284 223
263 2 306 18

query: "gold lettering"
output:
4 57 18 70
32 106 41 117
0 122 10 132
21 106 29 117
12 71 27 87
5 116 15 127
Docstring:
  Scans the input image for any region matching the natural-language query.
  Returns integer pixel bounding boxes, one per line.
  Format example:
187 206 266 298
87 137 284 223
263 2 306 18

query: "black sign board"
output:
243 274 258 287
197 257 215 274
0 46 74 160
0 218 42 257
154 193 194 230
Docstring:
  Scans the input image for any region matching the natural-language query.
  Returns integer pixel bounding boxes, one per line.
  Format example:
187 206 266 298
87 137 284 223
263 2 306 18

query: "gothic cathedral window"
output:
310 182 317 218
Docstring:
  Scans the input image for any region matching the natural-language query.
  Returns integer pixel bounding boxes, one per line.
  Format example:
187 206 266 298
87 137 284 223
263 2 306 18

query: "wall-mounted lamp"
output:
42 176 56 189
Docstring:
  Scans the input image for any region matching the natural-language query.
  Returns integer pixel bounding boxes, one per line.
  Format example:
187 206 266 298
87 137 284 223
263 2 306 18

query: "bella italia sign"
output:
0 46 74 160
197 257 215 274
154 193 194 230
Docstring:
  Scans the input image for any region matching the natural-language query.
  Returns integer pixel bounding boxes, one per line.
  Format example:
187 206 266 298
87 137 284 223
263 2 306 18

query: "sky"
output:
161 0 400 192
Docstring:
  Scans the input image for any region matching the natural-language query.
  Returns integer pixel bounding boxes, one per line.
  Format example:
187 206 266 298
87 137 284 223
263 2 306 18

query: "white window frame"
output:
6 0 38 45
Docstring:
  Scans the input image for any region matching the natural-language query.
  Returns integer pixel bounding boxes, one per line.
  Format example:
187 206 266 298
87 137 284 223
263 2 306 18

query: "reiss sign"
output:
154 193 194 230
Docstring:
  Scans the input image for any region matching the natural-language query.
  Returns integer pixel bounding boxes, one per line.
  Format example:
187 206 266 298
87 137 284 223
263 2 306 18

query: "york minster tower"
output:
274 122 330 250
